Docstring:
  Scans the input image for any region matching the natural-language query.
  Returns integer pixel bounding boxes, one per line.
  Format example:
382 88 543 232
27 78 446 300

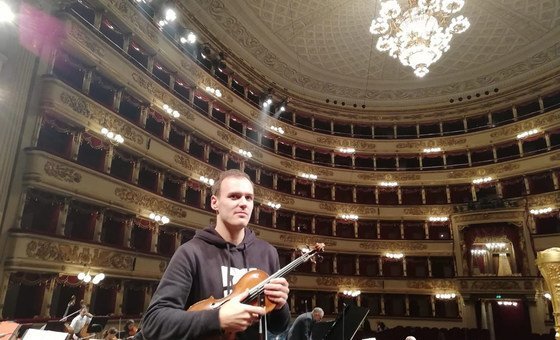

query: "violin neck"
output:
244 248 318 303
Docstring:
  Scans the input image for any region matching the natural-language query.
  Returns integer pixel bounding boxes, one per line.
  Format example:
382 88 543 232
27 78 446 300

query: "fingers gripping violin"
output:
188 243 325 339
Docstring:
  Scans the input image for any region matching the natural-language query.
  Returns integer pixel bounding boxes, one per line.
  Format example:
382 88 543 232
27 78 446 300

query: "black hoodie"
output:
138 227 290 339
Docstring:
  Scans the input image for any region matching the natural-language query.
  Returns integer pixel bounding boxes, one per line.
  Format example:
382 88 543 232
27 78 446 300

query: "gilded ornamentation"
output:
60 92 91 118
467 280 521 291
279 161 334 177
286 275 298 285
551 153 560 161
131 73 165 101
174 154 219 178
396 138 466 149
114 187 187 218
527 192 560 207
315 136 376 150
447 163 519 179
490 111 560 138
254 187 295 205
105 0 159 43
319 202 378 215
216 130 263 158
67 21 105 57
279 234 337 247
536 248 560 337
403 207 453 215
316 276 383 288
357 173 421 181
44 160 82 183
407 280 455 290
59 91 145 145
454 211 525 225
26 240 134 270
359 241 427 251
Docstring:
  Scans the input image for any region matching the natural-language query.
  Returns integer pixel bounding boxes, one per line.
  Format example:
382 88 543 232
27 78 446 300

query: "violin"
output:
188 243 325 339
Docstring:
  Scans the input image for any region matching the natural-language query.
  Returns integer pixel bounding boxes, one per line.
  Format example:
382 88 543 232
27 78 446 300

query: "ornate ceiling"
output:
183 0 560 110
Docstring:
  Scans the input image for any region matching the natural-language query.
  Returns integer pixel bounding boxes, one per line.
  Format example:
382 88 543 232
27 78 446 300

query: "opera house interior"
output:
0 0 559 339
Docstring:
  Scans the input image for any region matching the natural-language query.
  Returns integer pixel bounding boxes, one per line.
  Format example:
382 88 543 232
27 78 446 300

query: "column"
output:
333 254 338 274
536 249 560 340
114 281 124 316
430 295 436 317
113 88 123 112
93 209 104 243
405 295 410 316
124 219 133 248
0 271 13 317
56 199 70 236
70 131 82 161
104 145 114 174
131 160 141 185
151 226 159 253
82 68 93 94
40 276 56 318
162 120 171 142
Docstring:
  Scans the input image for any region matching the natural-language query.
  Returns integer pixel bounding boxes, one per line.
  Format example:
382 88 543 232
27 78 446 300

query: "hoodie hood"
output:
194 226 257 251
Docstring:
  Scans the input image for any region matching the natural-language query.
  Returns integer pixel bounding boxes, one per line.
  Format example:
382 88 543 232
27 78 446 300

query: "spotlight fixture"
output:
205 86 222 98
470 249 487 255
428 216 448 222
100 127 124 144
162 104 180 118
300 173 318 180
342 289 361 297
530 207 553 215
266 201 281 210
0 2 15 24
158 8 177 27
379 181 398 187
339 214 359 221
435 293 456 300
338 147 356 154
485 242 506 250
423 147 442 153
497 301 518 307
516 129 539 140
78 271 105 284
199 175 215 186
149 212 170 225
472 176 493 184
238 149 253 158
385 252 404 259
544 293 552 300
270 126 285 135
180 32 197 44
262 97 273 108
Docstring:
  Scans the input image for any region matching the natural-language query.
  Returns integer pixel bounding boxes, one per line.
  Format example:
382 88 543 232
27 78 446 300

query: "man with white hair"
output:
287 307 324 340
405 336 416 340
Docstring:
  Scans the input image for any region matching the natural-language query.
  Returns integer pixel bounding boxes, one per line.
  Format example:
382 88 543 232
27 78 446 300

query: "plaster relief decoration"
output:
396 138 466 149
279 160 334 177
159 260 167 273
490 111 560 138
315 136 376 151
174 154 219 179
404 207 453 215
26 240 134 270
358 173 421 181
359 241 427 251
407 280 455 290
44 160 82 183
279 234 336 247
114 187 187 218
454 211 525 225
527 192 560 207
286 275 298 285
132 72 165 101
447 163 519 179
536 248 560 338
254 187 295 205
551 153 560 161
216 130 263 158
319 202 378 215
316 276 383 289
66 19 105 58
59 91 144 145
460 279 526 291
105 0 159 43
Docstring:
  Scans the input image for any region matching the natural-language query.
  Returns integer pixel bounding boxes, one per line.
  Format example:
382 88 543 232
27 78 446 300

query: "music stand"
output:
44 321 66 332
85 316 109 333
324 305 370 340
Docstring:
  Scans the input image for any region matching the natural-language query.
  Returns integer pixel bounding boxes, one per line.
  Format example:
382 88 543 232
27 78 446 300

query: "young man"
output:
287 307 324 340
68 307 92 339
138 170 290 339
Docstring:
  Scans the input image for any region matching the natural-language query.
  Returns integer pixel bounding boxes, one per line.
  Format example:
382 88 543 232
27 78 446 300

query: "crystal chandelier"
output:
370 0 470 77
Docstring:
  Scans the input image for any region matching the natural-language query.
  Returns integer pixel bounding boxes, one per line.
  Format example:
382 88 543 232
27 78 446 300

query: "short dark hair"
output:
211 169 252 196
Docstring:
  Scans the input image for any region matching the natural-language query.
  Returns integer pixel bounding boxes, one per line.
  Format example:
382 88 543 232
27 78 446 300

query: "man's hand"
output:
219 289 266 333
264 277 290 310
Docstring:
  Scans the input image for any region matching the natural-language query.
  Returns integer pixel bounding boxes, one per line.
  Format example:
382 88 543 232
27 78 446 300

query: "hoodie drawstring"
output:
226 243 232 295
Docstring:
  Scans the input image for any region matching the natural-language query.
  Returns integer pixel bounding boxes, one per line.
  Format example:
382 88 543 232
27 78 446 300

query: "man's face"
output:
211 176 254 231
312 312 323 321
80 308 87 316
